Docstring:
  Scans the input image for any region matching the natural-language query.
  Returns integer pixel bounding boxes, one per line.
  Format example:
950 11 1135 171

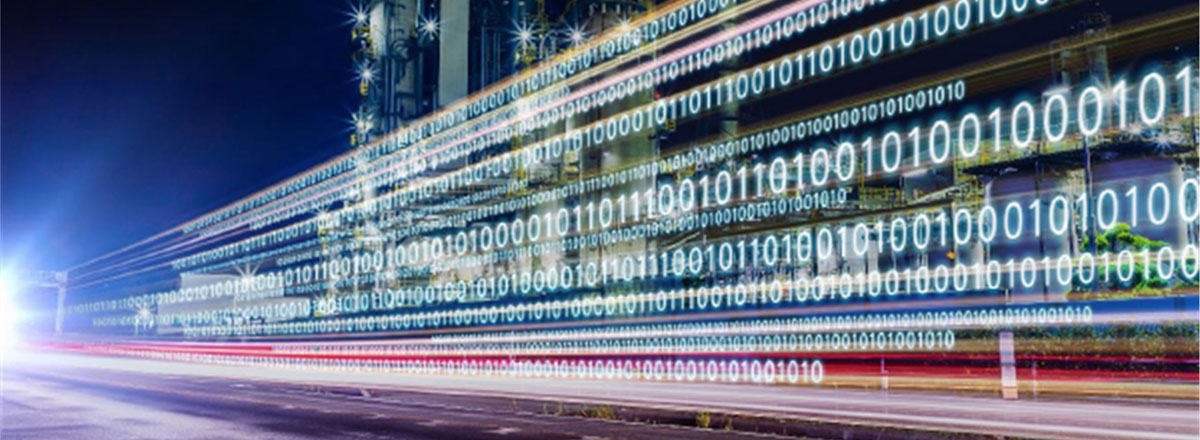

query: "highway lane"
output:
5 350 1198 440
2 362 779 440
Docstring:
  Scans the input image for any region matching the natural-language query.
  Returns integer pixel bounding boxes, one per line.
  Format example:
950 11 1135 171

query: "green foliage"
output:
1073 222 1179 296
997 323 1200 368
1089 222 1168 252
588 406 615 420
695 412 712 429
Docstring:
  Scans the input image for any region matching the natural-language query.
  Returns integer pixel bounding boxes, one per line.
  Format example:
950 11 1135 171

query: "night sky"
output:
2 1 360 271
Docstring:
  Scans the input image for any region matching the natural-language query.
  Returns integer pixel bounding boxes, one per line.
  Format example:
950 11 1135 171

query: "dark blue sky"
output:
2 0 360 271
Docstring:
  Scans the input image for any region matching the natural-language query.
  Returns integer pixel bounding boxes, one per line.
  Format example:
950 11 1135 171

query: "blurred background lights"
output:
0 272 20 351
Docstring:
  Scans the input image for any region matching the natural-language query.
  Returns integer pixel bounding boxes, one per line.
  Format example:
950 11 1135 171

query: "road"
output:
3 350 1198 440
2 361 776 440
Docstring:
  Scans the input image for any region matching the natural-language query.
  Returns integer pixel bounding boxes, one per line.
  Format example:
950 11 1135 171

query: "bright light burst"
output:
617 17 632 32
1151 131 1180 153
357 61 377 83
351 111 374 134
513 21 536 49
418 15 439 39
565 24 586 47
347 3 369 26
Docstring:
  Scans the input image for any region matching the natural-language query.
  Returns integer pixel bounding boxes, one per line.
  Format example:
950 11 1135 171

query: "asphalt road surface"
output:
2 362 781 440
3 350 1197 440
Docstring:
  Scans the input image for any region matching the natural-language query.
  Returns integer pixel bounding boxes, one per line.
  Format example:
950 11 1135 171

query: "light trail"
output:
54 3 1200 434
13 350 1200 440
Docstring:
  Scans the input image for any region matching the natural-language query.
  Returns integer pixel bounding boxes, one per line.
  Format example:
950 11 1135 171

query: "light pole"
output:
4 270 69 335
